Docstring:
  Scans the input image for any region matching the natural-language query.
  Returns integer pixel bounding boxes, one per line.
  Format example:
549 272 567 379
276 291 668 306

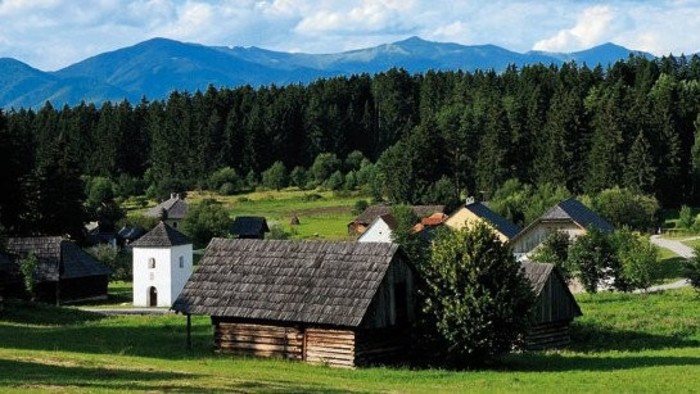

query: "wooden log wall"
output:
214 322 304 360
304 328 356 368
524 321 572 351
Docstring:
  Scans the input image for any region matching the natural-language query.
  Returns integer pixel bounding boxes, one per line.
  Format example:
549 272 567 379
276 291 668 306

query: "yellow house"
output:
444 202 521 242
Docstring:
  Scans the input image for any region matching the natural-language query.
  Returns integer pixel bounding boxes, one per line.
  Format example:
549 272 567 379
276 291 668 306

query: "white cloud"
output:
2 1 700 70
533 5 617 52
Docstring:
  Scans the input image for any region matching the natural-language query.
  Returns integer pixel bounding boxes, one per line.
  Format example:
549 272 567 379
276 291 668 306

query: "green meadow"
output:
1 288 699 393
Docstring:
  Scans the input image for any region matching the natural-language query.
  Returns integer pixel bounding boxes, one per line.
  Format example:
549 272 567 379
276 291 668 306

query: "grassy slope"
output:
128 189 367 241
1 289 699 393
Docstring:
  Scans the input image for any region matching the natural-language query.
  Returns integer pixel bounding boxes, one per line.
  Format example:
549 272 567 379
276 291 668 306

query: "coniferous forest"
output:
3 55 700 237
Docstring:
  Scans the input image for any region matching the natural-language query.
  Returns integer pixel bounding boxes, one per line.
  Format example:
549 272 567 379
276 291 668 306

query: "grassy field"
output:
126 189 369 241
1 289 699 393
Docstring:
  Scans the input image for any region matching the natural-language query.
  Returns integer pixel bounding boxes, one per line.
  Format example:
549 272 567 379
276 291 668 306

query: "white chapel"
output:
130 221 193 307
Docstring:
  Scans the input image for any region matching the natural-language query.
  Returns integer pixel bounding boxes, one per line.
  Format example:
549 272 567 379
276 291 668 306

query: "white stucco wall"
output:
358 218 393 243
133 244 192 307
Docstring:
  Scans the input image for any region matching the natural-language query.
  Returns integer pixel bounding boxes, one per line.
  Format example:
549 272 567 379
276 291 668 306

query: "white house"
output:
130 222 193 307
358 214 397 243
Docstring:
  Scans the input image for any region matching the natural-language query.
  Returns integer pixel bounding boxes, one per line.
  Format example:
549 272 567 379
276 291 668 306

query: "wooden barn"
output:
521 262 582 350
172 239 416 368
230 216 270 239
511 198 614 260
3 237 112 303
348 204 445 235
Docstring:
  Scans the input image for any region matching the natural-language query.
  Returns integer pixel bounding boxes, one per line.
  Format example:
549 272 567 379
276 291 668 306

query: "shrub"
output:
301 193 323 202
613 229 660 291
679 205 694 229
267 224 293 240
592 187 660 231
421 222 534 367
324 170 344 191
289 166 308 188
530 231 572 280
261 161 288 191
181 199 232 248
568 228 622 293
209 167 243 193
352 200 369 215
685 246 700 291
311 153 341 184
219 182 237 196
88 244 131 281
18 253 38 300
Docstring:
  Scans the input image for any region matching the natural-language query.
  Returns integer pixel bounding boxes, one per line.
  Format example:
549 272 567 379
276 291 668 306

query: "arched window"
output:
179 256 184 268
148 257 156 269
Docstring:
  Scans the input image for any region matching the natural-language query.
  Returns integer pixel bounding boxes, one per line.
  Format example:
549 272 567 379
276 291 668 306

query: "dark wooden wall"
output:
531 274 580 324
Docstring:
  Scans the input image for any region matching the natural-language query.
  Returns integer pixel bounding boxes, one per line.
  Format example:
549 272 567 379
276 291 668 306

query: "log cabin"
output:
521 262 583 350
172 239 415 368
3 237 112 303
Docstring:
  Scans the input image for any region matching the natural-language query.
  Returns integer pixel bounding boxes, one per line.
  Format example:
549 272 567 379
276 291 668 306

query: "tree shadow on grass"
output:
1 300 106 325
568 321 700 352
502 352 700 372
0 359 360 393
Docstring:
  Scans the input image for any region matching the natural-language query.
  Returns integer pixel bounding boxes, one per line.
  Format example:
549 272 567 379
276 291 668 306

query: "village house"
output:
511 198 614 260
348 204 445 235
131 222 193 307
521 262 583 349
358 212 448 243
144 193 189 229
173 239 415 368
230 216 270 239
444 200 521 243
2 237 111 303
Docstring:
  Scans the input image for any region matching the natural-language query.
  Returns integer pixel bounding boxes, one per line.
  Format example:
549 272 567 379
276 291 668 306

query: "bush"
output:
685 246 700 291
289 166 308 188
267 224 294 240
181 199 232 248
530 231 572 280
567 228 622 293
421 222 534 367
261 161 288 191
592 187 660 231
324 170 344 191
679 205 694 229
311 152 341 184
613 229 660 291
301 193 323 202
352 200 369 215
88 244 131 281
219 182 237 196
209 167 243 193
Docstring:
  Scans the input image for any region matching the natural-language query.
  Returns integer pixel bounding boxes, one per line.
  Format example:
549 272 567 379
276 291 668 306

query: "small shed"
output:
3 237 112 303
521 262 582 350
230 216 270 239
144 193 189 229
173 239 416 368
348 204 445 235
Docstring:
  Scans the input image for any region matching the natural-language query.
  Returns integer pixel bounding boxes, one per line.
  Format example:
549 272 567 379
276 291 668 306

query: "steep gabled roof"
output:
173 239 403 327
521 262 583 319
144 195 189 219
352 204 445 225
463 202 521 239
5 237 111 282
541 198 614 233
131 222 191 247
231 216 270 237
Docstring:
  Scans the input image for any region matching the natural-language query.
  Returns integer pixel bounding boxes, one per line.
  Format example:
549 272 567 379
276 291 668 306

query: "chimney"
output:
170 193 176 199
176 193 180 200
465 196 475 205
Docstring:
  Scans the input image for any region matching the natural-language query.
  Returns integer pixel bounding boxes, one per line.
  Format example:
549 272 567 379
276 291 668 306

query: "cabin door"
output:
148 287 157 307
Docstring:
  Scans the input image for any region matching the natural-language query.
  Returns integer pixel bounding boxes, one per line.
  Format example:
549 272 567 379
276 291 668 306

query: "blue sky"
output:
1 0 700 70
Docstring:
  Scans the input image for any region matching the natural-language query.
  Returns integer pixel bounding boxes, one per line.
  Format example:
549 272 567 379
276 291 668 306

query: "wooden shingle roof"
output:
173 239 402 327
144 195 189 220
521 262 582 320
541 198 614 233
5 237 111 282
231 216 270 237
353 204 445 225
131 222 191 248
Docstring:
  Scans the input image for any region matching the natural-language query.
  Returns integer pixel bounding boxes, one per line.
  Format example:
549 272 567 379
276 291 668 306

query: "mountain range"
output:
0 36 656 109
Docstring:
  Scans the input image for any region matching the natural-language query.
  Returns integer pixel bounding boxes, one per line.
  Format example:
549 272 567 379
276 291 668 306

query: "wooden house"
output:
144 193 189 229
230 216 270 239
444 201 521 242
3 237 112 303
521 262 583 350
511 198 614 259
172 239 416 368
348 204 445 235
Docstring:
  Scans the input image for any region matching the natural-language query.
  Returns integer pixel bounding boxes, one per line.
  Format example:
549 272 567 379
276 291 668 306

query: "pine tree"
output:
624 130 656 193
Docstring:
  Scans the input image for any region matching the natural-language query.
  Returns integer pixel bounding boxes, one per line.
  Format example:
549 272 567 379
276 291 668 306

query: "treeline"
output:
2 55 700 236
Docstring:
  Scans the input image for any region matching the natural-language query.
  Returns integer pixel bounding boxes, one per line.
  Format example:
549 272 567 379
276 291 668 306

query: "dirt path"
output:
650 235 695 258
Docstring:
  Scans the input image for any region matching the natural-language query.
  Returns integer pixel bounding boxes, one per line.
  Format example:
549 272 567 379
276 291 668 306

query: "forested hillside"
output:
2 55 700 237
